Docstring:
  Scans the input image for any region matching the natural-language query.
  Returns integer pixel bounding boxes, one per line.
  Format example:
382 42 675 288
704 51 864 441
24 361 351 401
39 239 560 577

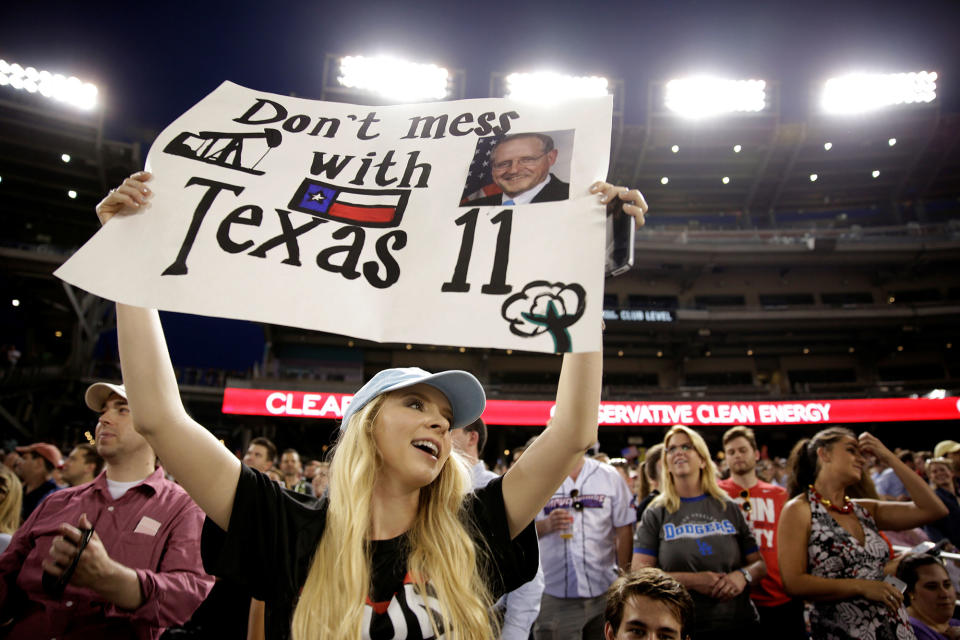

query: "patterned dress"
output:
806 488 916 639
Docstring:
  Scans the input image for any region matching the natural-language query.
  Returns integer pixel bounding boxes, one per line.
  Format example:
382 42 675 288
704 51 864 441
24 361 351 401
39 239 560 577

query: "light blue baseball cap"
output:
340 367 485 431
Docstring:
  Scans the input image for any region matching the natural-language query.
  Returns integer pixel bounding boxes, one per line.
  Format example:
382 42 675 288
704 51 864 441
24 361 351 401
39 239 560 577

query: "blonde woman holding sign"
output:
95 171 647 640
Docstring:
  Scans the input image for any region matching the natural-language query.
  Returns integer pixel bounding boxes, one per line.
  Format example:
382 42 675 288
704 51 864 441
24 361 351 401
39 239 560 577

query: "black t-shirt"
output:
201 465 538 640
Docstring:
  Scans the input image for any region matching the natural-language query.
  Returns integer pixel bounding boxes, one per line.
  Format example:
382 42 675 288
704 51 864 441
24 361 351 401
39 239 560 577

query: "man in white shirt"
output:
469 133 569 206
452 418 544 640
533 443 636 640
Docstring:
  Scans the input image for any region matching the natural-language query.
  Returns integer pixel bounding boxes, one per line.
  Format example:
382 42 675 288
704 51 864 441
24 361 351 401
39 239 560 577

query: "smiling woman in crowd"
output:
924 457 960 548
96 171 647 640
632 425 766 640
778 427 949 640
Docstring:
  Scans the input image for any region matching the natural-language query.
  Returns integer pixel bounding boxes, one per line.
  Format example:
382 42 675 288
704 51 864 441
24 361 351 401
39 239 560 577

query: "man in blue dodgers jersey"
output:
451 419 544 640
532 441 635 640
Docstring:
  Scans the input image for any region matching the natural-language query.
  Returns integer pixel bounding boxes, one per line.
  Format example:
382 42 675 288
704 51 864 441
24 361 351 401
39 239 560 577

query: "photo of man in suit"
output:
468 133 570 206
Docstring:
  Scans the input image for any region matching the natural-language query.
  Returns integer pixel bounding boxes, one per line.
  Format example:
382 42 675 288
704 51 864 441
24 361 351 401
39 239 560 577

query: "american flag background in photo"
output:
460 136 502 204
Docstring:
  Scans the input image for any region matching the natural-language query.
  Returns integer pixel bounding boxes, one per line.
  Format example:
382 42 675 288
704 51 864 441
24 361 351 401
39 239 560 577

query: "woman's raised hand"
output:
858 432 894 464
96 171 153 226
590 181 648 228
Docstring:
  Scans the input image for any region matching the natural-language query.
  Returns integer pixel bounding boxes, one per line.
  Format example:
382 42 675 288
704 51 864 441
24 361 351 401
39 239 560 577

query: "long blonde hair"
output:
291 395 497 640
654 425 727 514
0 465 22 534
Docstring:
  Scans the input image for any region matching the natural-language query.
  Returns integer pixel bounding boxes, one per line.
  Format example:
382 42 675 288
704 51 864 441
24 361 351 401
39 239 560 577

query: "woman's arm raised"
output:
856 432 949 531
500 181 647 539
103 172 240 529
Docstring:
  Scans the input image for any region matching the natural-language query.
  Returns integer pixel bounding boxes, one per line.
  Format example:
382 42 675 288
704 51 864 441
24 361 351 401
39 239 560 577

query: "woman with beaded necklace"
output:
778 427 948 640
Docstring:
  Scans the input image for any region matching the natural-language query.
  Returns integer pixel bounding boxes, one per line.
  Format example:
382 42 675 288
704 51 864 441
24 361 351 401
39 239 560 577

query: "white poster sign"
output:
56 82 611 353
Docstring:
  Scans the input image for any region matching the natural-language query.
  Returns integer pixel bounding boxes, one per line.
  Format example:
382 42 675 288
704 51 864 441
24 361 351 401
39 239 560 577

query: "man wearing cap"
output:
452 418 545 640
0 382 214 639
935 440 960 489
15 442 62 520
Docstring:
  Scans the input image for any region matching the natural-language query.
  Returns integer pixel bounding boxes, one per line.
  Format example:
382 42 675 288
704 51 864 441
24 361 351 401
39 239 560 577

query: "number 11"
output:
441 208 513 294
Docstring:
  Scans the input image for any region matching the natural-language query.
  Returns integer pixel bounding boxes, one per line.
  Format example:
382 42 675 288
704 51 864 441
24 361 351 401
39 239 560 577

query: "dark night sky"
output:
1 0 959 372
2 0 959 142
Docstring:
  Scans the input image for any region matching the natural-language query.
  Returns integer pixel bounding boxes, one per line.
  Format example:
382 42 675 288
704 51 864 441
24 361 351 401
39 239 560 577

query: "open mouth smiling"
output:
411 439 440 460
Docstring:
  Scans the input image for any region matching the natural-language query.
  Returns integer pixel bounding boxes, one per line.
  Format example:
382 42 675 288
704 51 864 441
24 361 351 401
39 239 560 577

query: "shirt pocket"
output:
107 531 165 571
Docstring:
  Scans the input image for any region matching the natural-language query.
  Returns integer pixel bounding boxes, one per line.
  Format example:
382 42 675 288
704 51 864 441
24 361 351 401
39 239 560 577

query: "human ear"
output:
603 621 616 640
816 445 830 465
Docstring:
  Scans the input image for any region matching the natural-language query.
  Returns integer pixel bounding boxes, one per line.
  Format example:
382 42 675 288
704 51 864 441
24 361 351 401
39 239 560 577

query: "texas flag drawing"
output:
289 179 410 228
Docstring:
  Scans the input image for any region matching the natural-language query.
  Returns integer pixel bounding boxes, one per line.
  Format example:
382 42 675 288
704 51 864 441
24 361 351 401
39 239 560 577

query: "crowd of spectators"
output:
0 336 960 640
0 383 958 639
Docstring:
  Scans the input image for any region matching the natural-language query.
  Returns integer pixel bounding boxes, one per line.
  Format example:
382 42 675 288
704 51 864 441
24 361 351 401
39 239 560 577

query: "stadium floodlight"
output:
671 145 680 153
888 137 897 147
810 173 819 182
0 59 98 110
11 299 19 307
872 170 880 178
821 71 937 114
504 71 609 103
660 177 669 185
61 153 71 163
664 76 766 118
337 55 450 102
733 144 742 153
824 142 833 151
67 189 77 199
721 176 730 184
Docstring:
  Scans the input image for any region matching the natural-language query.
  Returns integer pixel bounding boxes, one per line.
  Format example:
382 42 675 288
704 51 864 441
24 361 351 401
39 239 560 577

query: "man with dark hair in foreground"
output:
603 568 693 640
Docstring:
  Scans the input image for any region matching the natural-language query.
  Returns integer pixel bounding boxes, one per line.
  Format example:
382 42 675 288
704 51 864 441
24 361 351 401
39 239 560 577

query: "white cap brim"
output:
85 382 128 411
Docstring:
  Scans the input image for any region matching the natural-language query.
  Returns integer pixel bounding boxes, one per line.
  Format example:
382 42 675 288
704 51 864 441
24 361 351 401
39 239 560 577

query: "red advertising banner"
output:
222 388 960 427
